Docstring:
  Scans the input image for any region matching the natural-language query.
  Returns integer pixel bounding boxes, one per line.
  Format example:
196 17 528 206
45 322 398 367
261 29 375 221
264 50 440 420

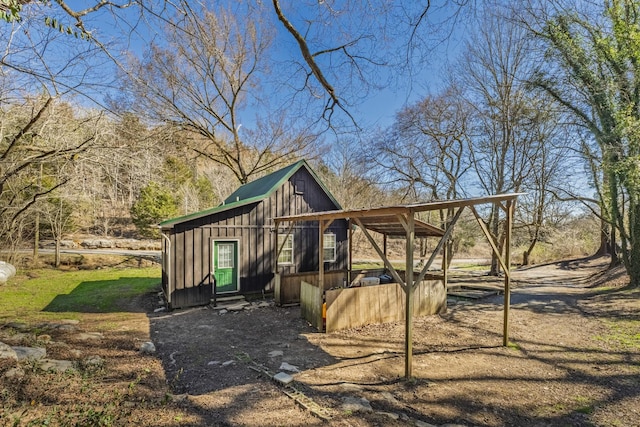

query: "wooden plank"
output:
353 217 405 289
278 270 346 304
175 232 184 290
194 228 202 285
300 281 323 330
324 280 445 333
275 193 523 223
184 228 194 289
274 273 281 305
504 199 513 346
404 212 414 378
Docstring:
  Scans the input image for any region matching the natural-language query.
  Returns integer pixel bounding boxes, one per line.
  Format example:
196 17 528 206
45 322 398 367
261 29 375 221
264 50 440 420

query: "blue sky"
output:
56 1 471 132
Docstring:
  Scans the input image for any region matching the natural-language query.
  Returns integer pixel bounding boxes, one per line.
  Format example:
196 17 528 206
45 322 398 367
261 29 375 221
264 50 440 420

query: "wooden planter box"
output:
301 278 447 332
274 270 347 305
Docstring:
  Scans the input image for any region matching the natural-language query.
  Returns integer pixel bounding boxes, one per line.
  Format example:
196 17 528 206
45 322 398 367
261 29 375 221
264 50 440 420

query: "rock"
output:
340 383 364 391
273 372 294 384
3 367 24 379
0 342 18 361
381 391 400 404
8 332 32 343
227 302 250 311
0 261 16 284
221 360 235 367
268 350 284 358
154 307 167 313
57 324 78 332
256 301 271 308
37 334 52 343
279 362 300 373
81 239 114 249
207 360 221 366
377 411 400 421
76 332 103 341
0 344 19 363
415 421 438 427
84 356 104 367
5 322 28 331
219 309 228 315
69 349 83 358
40 359 75 372
140 342 156 354
171 394 188 403
341 396 372 413
13 346 46 361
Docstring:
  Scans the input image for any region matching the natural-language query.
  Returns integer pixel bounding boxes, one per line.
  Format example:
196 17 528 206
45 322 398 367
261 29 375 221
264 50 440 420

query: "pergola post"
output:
503 200 514 346
404 212 415 378
348 219 353 285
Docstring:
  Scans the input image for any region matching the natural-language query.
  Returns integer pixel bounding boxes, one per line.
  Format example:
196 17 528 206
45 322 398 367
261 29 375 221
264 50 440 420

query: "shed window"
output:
294 179 305 194
323 233 336 262
278 234 294 264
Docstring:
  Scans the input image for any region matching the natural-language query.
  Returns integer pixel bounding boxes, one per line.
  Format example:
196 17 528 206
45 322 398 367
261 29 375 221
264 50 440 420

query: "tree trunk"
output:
625 198 640 287
33 210 40 265
594 218 611 256
55 238 61 268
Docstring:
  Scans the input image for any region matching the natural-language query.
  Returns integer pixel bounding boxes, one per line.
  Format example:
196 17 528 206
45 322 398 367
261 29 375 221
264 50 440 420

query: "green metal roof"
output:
223 161 302 205
159 159 341 229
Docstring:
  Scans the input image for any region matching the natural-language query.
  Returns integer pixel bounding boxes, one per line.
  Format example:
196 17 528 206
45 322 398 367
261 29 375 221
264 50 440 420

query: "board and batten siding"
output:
164 166 348 309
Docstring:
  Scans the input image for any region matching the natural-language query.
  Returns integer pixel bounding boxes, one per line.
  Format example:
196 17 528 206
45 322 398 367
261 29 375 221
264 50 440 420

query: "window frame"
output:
323 232 337 263
278 233 294 265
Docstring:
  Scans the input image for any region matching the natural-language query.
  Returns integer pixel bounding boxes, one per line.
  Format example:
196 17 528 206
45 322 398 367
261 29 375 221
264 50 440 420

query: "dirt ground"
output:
2 256 640 426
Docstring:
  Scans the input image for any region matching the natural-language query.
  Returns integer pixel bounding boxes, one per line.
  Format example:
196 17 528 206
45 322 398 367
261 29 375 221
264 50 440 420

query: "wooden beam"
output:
348 219 353 285
442 240 448 292
353 218 405 290
319 220 325 294
414 207 465 288
274 193 523 223
404 211 415 378
503 200 514 346
469 206 510 277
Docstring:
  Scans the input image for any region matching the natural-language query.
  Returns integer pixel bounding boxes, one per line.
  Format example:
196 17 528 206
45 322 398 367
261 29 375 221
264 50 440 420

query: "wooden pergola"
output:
274 193 520 378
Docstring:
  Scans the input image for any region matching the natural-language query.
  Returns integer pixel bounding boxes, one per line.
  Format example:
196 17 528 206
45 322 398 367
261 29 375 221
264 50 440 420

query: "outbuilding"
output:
159 160 348 309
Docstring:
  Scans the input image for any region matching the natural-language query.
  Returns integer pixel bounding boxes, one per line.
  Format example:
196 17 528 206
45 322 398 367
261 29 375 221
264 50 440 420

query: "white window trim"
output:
278 234 294 265
323 232 337 263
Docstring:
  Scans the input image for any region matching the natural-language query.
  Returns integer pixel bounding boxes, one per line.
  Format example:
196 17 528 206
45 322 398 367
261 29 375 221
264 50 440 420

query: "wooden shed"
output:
159 160 348 309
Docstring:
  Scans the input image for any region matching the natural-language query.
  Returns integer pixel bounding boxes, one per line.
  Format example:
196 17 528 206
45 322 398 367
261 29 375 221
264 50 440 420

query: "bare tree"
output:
460 7 564 273
0 95 104 256
375 84 472 203
524 0 640 285
121 2 319 185
372 83 473 264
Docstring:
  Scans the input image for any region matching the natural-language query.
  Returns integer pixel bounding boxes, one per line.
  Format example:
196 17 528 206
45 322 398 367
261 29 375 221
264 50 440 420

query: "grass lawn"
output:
0 267 161 325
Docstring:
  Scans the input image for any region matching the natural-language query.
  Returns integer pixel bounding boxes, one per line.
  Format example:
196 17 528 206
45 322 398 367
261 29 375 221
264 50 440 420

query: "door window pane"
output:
218 243 234 269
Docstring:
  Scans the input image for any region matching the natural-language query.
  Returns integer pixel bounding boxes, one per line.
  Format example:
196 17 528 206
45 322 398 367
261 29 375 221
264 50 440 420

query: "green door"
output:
213 241 239 293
